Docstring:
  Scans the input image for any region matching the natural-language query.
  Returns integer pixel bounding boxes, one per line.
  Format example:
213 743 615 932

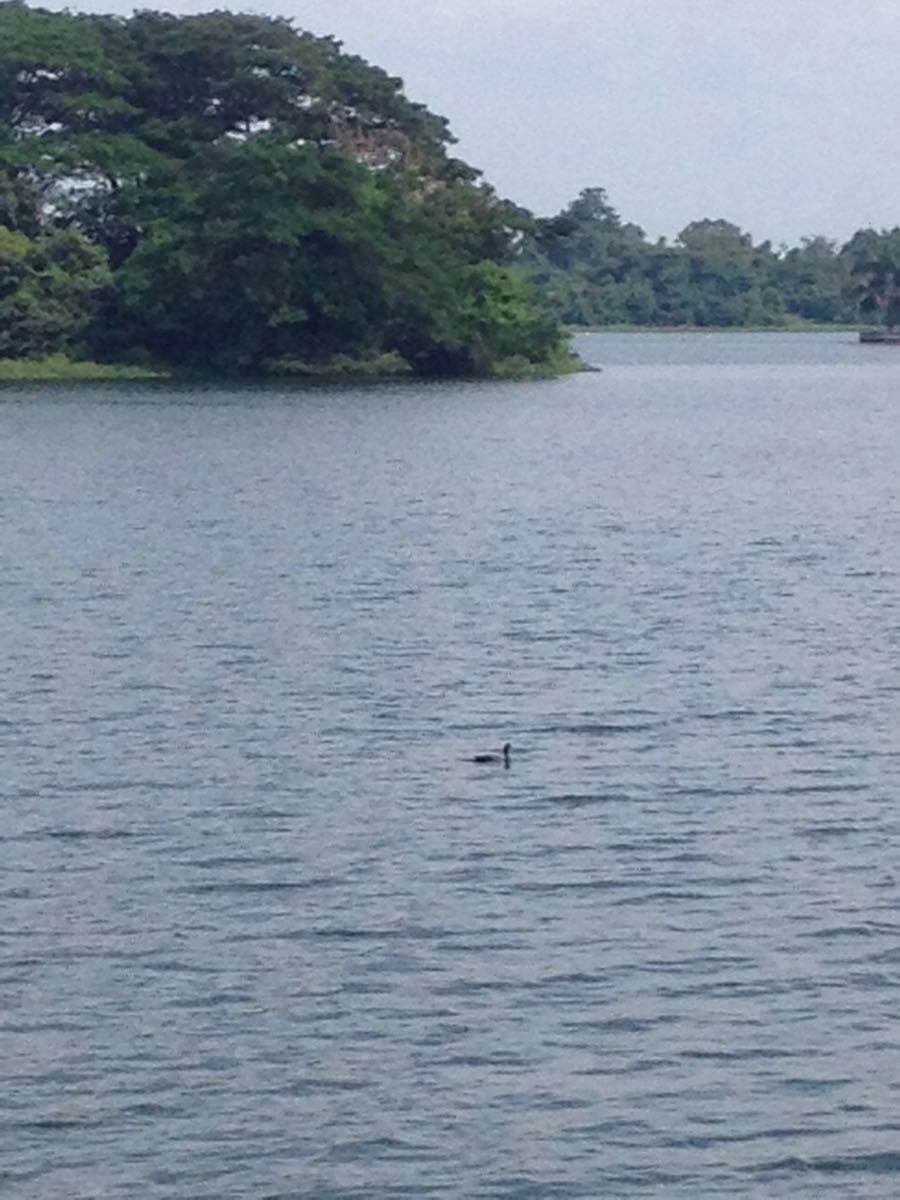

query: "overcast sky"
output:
49 0 900 245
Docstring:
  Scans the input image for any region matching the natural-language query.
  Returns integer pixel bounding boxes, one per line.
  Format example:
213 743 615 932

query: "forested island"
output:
0 2 573 379
1 2 900 381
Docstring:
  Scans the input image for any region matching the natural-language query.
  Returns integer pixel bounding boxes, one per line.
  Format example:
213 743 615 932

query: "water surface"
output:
4 331 900 1197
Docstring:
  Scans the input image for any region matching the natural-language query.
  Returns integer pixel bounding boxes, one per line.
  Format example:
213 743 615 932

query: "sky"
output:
45 0 900 245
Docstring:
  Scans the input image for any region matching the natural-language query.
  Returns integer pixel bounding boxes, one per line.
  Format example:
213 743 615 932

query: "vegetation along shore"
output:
0 2 898 381
0 3 578 380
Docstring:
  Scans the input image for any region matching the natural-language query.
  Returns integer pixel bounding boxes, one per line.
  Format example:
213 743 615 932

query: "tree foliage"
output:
0 222 111 356
0 2 568 375
841 228 900 329
523 188 871 328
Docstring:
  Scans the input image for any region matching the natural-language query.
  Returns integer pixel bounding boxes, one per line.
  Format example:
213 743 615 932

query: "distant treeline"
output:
522 188 900 329
0 2 572 377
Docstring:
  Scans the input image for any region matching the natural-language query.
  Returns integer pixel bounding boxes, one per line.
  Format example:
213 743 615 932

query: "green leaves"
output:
842 228 900 328
0 4 569 377
524 188 867 329
0 222 111 357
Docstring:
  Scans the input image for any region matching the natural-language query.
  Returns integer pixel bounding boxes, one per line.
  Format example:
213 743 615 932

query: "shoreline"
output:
0 356 167 383
0 350 588 385
569 323 868 335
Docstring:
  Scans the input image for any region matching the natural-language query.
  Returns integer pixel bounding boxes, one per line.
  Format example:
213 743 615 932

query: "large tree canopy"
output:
0 2 571 376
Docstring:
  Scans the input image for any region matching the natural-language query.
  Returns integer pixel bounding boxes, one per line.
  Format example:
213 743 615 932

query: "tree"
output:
0 3 569 376
104 141 392 369
0 167 40 235
778 236 851 324
0 223 111 357
521 186 652 324
675 218 752 253
842 228 900 329
523 194 788 328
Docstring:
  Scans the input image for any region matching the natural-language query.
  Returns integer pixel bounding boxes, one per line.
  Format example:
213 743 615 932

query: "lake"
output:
4 331 900 1198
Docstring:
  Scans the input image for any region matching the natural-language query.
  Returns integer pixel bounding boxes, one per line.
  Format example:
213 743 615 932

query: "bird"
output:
471 742 511 768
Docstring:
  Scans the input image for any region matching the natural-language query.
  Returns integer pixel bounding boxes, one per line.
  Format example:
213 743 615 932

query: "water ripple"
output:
5 335 900 1197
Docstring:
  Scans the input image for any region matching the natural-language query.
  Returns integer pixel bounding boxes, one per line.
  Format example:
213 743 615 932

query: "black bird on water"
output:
471 742 511 768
